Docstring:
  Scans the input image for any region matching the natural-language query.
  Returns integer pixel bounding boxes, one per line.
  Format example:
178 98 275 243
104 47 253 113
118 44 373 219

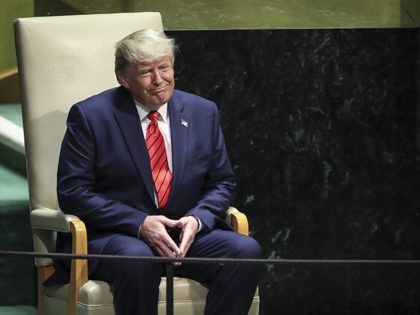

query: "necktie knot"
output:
147 111 160 124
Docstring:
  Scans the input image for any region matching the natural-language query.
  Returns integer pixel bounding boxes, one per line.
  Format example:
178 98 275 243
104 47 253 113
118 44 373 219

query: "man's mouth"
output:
150 85 169 94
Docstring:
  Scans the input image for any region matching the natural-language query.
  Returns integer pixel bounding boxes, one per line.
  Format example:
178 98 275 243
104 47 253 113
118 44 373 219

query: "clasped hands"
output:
140 215 200 265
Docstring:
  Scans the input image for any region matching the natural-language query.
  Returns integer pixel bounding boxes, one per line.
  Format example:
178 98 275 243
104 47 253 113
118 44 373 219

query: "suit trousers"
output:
90 229 262 315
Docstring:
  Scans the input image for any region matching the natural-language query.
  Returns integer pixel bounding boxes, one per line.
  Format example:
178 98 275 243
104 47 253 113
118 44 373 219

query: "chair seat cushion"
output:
44 277 208 306
44 277 259 315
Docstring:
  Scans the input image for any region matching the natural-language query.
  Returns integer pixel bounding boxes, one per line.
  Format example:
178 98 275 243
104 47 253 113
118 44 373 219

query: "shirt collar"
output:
134 98 168 123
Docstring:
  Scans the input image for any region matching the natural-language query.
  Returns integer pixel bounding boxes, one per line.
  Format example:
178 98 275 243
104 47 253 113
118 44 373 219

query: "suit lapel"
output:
167 93 190 206
113 88 155 203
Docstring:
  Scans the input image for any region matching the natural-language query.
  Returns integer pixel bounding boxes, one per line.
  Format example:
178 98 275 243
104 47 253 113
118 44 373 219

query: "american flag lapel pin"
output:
181 119 188 127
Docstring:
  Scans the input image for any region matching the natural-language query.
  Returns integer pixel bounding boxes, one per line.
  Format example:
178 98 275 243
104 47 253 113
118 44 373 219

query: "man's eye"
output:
138 70 151 77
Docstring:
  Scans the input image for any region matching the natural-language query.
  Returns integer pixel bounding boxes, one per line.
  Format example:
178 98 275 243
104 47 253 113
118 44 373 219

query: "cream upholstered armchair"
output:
14 12 259 315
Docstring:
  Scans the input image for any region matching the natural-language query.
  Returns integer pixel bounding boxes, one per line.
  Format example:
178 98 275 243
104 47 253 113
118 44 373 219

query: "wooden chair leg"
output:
37 266 55 315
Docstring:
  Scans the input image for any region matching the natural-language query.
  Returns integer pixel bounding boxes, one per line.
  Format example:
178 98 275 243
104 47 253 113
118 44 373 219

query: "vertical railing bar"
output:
166 263 174 315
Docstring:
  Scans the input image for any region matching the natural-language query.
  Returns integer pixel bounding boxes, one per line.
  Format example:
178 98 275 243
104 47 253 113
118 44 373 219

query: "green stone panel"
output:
53 0 417 29
0 0 33 73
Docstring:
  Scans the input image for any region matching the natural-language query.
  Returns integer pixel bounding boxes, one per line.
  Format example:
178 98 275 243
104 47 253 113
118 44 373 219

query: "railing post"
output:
166 263 174 315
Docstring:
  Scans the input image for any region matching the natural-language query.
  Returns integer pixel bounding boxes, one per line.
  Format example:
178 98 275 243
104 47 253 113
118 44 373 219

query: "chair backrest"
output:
14 12 163 265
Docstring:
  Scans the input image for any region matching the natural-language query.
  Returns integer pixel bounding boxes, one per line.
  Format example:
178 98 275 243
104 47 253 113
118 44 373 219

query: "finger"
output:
144 227 180 257
154 241 179 257
176 216 199 234
152 246 164 257
179 232 194 257
160 217 180 229
159 237 181 257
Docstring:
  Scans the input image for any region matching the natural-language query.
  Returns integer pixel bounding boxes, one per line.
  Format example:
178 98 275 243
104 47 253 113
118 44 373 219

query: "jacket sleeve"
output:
185 103 236 230
57 103 148 237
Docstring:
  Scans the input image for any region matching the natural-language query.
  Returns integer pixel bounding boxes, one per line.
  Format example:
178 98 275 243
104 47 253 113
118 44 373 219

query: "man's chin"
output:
152 92 172 106
148 98 170 110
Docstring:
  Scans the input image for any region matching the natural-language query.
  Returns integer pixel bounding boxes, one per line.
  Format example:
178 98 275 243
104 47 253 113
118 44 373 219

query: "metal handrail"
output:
1 250 420 315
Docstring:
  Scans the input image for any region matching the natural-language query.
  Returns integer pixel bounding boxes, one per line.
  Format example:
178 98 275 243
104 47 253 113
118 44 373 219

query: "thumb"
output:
160 217 179 228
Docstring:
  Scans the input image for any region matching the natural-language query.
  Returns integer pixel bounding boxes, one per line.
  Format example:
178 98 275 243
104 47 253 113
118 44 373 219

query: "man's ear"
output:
116 71 129 89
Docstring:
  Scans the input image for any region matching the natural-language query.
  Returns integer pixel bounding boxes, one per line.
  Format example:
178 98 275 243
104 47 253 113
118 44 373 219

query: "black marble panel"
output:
167 29 420 315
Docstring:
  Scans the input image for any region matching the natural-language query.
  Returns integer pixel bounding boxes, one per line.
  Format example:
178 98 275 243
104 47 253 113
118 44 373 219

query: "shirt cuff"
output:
191 215 202 233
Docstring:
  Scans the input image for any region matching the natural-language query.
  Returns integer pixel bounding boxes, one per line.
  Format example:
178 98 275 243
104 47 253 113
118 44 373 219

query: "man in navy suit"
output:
57 29 261 315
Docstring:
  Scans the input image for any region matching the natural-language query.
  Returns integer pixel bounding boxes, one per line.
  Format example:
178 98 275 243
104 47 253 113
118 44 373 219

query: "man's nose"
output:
151 69 163 84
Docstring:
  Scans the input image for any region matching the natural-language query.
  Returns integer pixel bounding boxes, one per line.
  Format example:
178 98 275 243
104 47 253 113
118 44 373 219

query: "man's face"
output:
117 55 175 110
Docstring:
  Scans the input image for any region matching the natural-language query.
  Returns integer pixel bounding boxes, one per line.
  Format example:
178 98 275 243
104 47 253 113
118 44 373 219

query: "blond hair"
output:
114 29 176 73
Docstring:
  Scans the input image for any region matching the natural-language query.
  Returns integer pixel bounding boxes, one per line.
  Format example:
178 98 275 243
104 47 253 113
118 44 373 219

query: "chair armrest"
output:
225 206 249 236
30 208 88 314
68 218 88 315
30 208 83 232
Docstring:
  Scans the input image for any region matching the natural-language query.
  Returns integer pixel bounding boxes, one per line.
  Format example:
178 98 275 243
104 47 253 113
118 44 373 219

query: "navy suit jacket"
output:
55 86 235 273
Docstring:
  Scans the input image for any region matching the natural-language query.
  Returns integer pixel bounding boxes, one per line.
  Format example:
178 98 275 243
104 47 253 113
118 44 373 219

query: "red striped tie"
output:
146 111 172 209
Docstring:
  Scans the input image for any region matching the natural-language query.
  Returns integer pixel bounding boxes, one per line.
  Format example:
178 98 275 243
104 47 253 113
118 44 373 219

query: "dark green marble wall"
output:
169 28 420 315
